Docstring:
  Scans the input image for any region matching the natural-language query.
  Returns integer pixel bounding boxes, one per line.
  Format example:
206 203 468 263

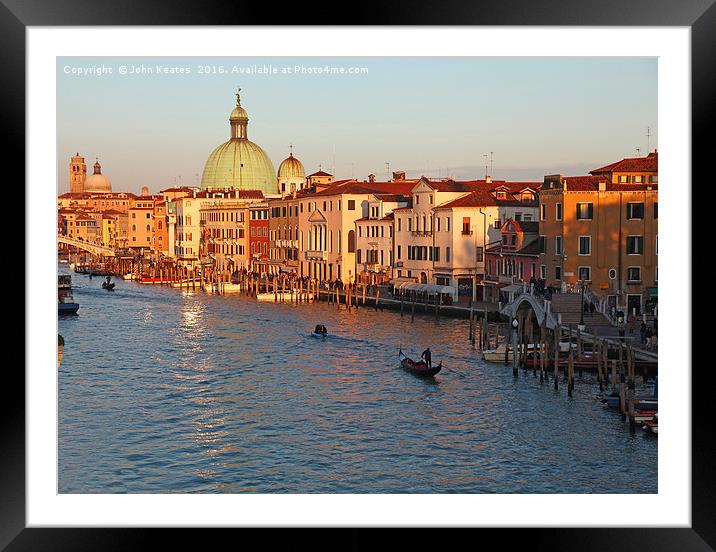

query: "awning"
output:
397 282 457 296
500 283 525 293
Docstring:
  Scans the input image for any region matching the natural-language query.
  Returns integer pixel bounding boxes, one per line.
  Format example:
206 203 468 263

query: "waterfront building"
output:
483 218 540 303
153 200 169 255
429 182 540 299
69 153 87 193
354 191 410 284
60 209 101 244
198 190 265 273
200 90 277 195
268 194 301 276
83 158 113 193
538 151 658 315
173 193 202 268
127 203 154 252
248 201 270 275
295 175 415 283
100 209 128 249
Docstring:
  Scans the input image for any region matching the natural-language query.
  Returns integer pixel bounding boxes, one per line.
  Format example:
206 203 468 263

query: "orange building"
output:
538 151 658 316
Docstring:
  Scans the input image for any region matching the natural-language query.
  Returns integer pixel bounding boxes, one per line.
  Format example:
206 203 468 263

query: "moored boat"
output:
58 275 79 314
399 349 442 377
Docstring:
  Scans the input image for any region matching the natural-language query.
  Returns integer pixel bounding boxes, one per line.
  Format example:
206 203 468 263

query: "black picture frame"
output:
7 0 706 549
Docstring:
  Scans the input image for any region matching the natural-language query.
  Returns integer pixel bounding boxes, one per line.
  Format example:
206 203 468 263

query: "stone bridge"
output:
500 291 558 329
58 236 115 257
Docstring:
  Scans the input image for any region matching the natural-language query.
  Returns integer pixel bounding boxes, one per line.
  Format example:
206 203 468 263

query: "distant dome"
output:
278 153 305 179
200 90 276 194
83 159 112 193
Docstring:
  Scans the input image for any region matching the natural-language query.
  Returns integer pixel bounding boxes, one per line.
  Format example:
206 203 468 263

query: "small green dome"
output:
200 90 277 194
278 153 305 179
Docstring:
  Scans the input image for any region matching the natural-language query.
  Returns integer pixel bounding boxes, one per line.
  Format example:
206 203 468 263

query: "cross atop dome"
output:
235 87 242 106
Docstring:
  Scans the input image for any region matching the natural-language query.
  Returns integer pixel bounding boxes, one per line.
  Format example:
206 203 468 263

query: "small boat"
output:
312 325 328 338
102 281 115 290
399 349 442 377
642 417 658 435
311 331 327 338
58 274 79 314
631 410 657 423
601 394 658 411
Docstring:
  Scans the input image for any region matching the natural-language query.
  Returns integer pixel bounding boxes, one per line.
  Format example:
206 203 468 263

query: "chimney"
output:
368 174 376 183
485 175 492 184
392 170 406 181
598 181 607 191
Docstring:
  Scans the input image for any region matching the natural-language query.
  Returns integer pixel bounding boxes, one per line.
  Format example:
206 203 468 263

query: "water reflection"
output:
58 265 657 494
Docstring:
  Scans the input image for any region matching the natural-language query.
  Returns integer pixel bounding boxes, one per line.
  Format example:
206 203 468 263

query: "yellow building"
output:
538 151 658 315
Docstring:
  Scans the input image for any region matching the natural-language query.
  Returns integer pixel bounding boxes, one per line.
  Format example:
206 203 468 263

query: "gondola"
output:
102 281 116 290
311 330 327 338
399 349 442 377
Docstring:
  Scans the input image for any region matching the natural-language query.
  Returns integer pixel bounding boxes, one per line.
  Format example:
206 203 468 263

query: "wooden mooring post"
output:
553 325 560 390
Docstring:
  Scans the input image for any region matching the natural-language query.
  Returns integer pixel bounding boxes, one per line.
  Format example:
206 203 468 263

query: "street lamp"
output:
578 279 586 331
511 317 519 375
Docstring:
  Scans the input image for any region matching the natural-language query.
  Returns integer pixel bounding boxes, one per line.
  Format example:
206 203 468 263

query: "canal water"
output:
58 265 657 493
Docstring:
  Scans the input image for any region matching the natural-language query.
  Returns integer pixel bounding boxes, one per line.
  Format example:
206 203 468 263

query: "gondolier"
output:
421 347 432 369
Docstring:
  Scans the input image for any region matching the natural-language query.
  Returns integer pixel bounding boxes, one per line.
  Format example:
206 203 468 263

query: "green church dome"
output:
201 90 277 194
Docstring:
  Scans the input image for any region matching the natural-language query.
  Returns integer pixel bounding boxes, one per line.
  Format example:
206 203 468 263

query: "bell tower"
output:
69 153 87 193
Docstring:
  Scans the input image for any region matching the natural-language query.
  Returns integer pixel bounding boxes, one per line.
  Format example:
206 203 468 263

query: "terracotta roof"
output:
308 170 333 177
312 180 416 197
559 175 657 192
590 151 658 174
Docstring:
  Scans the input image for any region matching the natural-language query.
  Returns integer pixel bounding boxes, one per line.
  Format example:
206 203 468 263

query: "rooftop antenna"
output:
490 151 494 176
636 147 641 156
385 162 390 181
483 154 488 179
646 126 651 153
427 160 430 178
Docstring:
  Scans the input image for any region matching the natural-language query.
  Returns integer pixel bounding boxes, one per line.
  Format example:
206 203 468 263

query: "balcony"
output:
305 250 327 260
410 230 433 237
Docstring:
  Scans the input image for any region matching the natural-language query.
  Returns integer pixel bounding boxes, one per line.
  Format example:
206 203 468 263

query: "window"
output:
576 203 593 220
540 265 546 279
555 236 563 256
348 200 355 211
397 245 401 260
538 236 546 254
408 218 413 231
446 218 451 232
626 202 645 219
627 267 641 282
555 266 562 280
348 230 355 253
357 249 362 264
462 217 471 234
436 217 440 232
578 266 591 281
633 175 644 183
540 204 547 221
619 175 629 183
446 247 451 262
654 202 658 219
626 236 644 255
578 235 591 255
556 203 562 221
397 218 402 232
475 246 483 262
650 175 658 184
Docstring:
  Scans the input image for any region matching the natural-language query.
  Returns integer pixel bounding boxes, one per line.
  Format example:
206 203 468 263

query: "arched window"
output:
348 230 355 253
146 224 151 232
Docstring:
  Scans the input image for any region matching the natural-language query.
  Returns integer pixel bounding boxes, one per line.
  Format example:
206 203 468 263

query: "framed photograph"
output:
9 0 708 548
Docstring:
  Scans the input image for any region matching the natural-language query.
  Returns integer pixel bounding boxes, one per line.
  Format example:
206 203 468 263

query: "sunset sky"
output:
57 56 657 194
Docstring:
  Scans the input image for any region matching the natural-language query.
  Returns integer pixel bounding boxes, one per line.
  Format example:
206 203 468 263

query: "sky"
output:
57 57 657 195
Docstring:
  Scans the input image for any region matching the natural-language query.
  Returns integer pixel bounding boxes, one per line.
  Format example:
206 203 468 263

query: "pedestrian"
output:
640 321 647 345
421 347 432 369
543 287 552 314
645 325 653 349
628 314 636 334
